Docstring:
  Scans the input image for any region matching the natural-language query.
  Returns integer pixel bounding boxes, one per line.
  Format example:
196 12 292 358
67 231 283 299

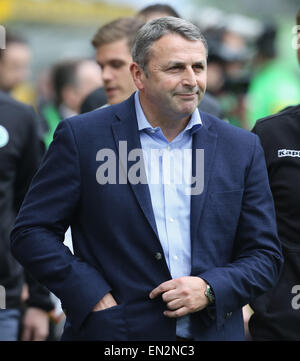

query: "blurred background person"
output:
92 17 144 106
204 26 251 128
0 30 35 106
80 5 181 114
246 21 300 129
247 9 300 341
0 30 55 341
194 7 300 130
81 17 145 113
40 58 102 148
0 90 54 341
0 30 46 155
0 31 31 95
136 3 180 21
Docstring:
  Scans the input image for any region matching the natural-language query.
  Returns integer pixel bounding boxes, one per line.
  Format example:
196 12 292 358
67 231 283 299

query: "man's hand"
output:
149 276 209 318
92 292 118 312
21 307 50 341
243 304 254 341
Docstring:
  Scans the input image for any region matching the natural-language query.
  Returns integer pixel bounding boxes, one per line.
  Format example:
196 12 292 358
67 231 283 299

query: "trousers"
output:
0 309 21 341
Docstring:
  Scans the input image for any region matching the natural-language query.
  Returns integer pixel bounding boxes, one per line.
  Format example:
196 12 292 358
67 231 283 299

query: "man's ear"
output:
130 62 146 91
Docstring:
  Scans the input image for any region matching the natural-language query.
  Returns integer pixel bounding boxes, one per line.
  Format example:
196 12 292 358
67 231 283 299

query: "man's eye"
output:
111 61 124 69
193 65 204 71
169 66 181 71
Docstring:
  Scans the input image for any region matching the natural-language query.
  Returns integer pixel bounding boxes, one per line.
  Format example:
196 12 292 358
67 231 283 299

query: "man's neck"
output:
139 95 191 142
157 118 191 142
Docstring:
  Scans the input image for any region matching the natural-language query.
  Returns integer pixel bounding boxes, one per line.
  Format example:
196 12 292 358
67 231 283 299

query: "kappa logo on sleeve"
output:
278 149 300 158
0 125 9 148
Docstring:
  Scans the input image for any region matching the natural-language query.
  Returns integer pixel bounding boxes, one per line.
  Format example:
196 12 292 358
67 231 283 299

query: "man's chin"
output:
176 101 198 115
108 96 122 105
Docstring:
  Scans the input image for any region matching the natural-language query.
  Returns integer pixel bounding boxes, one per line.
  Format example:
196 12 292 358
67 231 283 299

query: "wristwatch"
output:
204 283 215 304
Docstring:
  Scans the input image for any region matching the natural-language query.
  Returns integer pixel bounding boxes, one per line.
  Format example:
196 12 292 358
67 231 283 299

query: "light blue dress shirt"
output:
134 91 202 338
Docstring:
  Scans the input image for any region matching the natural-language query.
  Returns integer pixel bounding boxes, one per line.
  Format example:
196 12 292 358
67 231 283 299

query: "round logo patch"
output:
0 125 9 148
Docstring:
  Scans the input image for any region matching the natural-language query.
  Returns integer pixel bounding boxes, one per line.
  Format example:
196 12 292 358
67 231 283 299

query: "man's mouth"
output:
175 92 198 99
105 87 119 97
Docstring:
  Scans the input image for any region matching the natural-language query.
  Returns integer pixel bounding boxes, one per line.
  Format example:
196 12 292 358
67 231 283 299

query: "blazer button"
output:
155 252 162 260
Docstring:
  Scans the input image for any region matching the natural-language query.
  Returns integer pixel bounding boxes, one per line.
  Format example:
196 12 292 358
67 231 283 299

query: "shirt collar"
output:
134 91 202 135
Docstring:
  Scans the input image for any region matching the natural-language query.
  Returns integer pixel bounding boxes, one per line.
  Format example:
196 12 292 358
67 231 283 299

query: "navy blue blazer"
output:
11 94 283 341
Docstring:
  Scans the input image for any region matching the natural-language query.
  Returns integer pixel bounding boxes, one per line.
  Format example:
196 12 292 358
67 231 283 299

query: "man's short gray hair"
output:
131 16 208 75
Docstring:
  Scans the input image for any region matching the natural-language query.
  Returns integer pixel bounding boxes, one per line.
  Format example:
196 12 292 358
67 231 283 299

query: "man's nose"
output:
101 66 113 82
182 67 197 88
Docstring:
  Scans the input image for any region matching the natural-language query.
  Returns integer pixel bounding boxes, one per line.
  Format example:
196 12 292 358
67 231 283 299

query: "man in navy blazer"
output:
11 17 282 341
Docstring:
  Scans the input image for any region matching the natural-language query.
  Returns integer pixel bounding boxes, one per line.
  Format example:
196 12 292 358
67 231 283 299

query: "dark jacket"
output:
0 91 53 311
249 105 300 340
11 94 282 340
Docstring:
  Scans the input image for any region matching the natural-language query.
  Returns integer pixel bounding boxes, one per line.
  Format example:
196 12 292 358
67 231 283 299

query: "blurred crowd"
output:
3 5 300 139
1 2 300 341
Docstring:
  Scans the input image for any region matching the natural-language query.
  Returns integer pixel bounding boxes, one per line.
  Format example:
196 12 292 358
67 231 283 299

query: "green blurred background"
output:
0 0 299 109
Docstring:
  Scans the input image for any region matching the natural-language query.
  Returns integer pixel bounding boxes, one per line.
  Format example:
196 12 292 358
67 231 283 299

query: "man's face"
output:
96 39 136 105
75 60 103 106
135 34 207 121
0 42 31 92
64 60 103 114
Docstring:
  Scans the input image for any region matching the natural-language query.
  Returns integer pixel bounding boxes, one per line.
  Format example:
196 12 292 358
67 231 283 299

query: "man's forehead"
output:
97 38 130 52
151 34 206 54
149 35 207 62
96 40 132 59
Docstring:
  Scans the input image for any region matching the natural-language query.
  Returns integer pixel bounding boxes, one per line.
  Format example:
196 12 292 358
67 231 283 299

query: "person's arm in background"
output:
14 105 54 341
21 271 55 341
13 105 43 211
243 304 254 340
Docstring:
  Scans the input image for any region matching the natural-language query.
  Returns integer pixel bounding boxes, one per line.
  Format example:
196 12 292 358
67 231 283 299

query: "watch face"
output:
205 285 215 303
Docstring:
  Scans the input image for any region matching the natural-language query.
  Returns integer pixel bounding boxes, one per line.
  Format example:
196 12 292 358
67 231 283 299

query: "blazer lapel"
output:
111 95 159 240
190 113 218 246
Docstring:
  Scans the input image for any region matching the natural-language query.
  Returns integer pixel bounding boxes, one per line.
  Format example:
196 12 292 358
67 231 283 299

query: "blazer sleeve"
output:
199 135 283 330
10 119 111 331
